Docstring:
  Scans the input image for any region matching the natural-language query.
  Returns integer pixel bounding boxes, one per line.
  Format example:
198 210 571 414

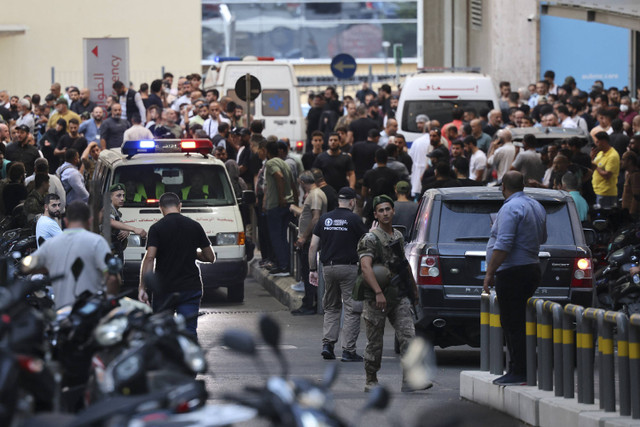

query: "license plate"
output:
480 260 487 272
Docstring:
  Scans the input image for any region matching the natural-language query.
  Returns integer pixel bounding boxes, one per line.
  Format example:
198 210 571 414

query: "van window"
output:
112 164 236 207
436 200 574 245
261 90 290 116
401 100 494 132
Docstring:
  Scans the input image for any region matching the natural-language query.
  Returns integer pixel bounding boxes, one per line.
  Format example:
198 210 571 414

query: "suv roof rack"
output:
416 67 481 74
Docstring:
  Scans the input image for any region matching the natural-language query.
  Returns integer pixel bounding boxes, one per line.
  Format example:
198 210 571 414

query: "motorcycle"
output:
222 314 391 427
594 244 640 315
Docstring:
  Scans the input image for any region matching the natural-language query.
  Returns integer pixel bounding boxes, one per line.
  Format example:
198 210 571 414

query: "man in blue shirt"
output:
484 171 547 386
78 106 104 144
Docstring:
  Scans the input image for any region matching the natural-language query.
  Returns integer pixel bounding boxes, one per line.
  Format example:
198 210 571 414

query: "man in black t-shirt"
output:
351 128 382 181
348 105 378 144
312 132 355 192
139 192 215 338
302 130 324 171
311 168 338 212
362 148 400 224
55 118 88 163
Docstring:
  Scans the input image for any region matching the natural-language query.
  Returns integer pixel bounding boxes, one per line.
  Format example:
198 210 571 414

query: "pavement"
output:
249 258 640 426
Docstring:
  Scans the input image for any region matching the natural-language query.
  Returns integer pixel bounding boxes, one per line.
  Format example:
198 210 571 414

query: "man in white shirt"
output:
203 101 230 139
408 131 430 197
464 135 487 182
557 105 577 129
487 129 516 182
35 193 62 247
123 113 154 142
26 157 66 211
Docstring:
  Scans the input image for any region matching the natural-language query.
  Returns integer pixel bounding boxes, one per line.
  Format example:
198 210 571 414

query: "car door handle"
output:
539 252 551 258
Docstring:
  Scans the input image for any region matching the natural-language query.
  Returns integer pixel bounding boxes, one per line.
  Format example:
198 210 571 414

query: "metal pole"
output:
574 307 586 403
480 292 490 371
612 312 630 416
539 303 553 391
598 311 615 412
550 302 564 397
526 298 537 386
582 308 597 404
161 66 165 78
629 314 640 419
489 292 504 375
245 73 251 130
51 66 55 85
562 307 576 399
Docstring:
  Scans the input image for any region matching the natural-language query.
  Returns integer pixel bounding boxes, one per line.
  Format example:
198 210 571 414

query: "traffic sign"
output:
330 53 357 79
235 74 262 102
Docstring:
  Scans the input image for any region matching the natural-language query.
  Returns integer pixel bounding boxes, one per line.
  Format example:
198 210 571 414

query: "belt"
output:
323 261 358 267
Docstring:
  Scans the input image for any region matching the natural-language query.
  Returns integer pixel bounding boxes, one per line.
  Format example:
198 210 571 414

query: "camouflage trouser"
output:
363 297 415 375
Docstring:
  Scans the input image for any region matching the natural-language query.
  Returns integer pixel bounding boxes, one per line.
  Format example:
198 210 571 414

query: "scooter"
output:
593 244 640 315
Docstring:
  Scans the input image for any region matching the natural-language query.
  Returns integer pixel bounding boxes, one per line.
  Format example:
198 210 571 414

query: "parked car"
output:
404 187 593 348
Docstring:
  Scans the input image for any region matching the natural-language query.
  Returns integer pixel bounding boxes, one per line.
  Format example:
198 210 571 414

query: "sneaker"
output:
341 350 363 362
401 380 433 393
291 307 315 316
364 372 378 392
321 343 335 360
492 373 527 386
291 281 305 292
259 260 273 269
269 267 290 277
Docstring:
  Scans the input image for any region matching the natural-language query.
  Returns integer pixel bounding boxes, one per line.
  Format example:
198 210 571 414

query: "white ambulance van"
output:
396 71 500 143
93 139 252 302
203 57 305 150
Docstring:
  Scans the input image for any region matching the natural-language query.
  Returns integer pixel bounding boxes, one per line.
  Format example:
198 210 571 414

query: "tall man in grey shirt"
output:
100 103 129 150
483 171 547 386
510 133 545 184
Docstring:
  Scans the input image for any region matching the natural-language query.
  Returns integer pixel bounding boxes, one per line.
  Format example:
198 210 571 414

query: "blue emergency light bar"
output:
121 139 213 158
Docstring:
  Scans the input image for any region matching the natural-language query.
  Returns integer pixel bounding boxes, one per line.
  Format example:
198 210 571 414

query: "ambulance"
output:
93 139 252 302
203 57 306 151
396 71 500 143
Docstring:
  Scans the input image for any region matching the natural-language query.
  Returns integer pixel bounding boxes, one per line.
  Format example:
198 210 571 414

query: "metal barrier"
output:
480 295 640 418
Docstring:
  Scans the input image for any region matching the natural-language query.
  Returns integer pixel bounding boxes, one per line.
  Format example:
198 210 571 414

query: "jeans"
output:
266 206 290 270
495 264 540 376
152 289 202 339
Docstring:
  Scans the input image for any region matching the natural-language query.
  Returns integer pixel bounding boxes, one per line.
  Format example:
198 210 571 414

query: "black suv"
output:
405 187 593 348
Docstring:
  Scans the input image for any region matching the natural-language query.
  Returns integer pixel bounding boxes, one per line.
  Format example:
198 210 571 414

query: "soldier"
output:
357 194 433 392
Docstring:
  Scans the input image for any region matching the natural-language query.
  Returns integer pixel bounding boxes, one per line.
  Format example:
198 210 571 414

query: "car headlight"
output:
177 335 207 373
127 234 144 247
94 316 129 346
215 232 245 245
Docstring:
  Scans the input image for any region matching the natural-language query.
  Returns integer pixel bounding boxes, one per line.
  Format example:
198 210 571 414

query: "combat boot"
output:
364 372 378 392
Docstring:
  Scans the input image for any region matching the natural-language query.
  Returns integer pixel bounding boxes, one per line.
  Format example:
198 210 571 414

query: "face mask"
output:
620 104 629 113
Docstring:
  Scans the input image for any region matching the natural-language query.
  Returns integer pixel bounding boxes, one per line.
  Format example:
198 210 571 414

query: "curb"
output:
248 258 304 310
460 371 640 426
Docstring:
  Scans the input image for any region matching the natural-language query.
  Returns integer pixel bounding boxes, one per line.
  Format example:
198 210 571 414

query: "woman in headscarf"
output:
41 118 67 173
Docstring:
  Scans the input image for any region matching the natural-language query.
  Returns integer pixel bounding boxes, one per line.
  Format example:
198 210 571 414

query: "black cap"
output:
15 124 30 133
338 187 356 200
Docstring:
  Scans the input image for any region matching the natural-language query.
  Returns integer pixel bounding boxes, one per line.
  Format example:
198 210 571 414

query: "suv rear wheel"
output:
227 282 245 303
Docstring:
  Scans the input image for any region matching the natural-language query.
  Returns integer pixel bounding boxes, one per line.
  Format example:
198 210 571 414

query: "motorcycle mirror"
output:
363 385 391 411
322 363 339 389
259 314 281 350
222 330 256 356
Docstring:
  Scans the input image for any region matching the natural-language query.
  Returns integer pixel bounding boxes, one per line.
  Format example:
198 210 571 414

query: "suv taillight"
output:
570 257 593 288
417 255 442 285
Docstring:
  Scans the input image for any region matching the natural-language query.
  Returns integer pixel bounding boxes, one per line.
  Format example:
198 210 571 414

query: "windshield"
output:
437 200 574 245
401 100 494 133
113 164 236 207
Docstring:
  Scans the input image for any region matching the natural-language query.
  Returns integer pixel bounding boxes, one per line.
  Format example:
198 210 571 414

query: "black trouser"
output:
495 263 541 376
299 241 316 310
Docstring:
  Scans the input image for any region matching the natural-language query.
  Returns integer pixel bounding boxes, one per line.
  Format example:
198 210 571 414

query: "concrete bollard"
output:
602 311 630 416
480 292 490 372
489 292 504 375
536 299 553 391
549 302 564 397
526 298 538 386
582 308 598 405
562 305 578 399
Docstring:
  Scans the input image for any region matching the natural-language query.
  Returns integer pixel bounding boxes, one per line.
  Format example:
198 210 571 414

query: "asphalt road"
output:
196 277 525 426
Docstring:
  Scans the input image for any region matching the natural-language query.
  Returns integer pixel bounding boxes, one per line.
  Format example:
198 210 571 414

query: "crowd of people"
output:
1 69 640 391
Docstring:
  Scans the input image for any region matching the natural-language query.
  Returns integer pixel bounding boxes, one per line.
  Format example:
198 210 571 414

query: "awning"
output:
541 1 640 31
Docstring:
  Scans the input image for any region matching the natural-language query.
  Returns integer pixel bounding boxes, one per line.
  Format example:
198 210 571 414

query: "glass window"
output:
437 201 574 245
202 1 417 61
261 90 290 116
401 100 496 133
113 164 236 207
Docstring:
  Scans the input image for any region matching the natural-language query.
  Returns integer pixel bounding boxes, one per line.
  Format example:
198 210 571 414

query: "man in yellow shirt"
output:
47 98 81 130
591 131 620 208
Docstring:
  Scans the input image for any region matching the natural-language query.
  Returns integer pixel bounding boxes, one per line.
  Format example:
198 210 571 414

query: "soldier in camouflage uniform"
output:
357 194 431 392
